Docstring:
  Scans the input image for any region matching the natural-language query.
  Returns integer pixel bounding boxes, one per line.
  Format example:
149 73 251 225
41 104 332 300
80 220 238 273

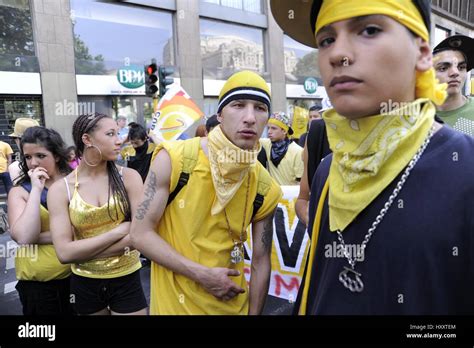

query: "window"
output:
203 0 262 13
434 26 451 47
0 0 39 72
283 35 320 83
71 0 174 75
200 19 265 80
0 95 43 151
203 97 218 117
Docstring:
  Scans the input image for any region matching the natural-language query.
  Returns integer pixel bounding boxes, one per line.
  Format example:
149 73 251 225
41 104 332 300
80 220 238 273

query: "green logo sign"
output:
117 65 145 89
304 77 318 94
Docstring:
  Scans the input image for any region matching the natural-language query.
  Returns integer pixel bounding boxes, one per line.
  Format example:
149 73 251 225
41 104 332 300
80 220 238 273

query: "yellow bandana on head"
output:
207 125 261 215
323 99 435 231
315 0 447 105
268 119 289 133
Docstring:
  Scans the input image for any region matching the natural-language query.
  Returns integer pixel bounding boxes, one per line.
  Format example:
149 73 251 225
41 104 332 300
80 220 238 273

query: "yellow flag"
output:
291 106 308 139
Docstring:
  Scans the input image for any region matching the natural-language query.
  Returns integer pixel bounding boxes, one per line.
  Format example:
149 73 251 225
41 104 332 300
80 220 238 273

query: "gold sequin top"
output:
68 169 141 279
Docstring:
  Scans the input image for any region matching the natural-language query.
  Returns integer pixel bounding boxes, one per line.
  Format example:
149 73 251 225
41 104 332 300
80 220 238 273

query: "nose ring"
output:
341 57 350 66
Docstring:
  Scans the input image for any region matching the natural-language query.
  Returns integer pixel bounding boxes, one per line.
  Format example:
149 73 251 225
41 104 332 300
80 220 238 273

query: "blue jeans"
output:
0 171 13 194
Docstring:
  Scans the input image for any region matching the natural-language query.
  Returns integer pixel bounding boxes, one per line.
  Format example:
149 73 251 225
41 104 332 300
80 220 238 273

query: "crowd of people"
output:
1 0 473 316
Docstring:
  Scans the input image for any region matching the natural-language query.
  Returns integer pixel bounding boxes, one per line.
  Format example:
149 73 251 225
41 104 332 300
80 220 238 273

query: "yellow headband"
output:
315 0 447 105
268 118 289 133
316 0 428 41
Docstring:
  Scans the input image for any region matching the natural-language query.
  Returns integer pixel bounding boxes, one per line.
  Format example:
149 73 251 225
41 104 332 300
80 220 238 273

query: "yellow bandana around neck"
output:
207 125 261 215
315 0 447 105
323 99 435 232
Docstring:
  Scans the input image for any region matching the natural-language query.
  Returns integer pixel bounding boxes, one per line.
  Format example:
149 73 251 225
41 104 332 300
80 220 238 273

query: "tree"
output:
0 4 38 72
74 33 106 75
0 4 34 56
293 51 320 79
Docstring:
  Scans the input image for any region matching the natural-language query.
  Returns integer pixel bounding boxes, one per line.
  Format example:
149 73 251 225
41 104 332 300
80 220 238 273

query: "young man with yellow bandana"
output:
130 70 282 315
271 0 474 315
259 112 304 186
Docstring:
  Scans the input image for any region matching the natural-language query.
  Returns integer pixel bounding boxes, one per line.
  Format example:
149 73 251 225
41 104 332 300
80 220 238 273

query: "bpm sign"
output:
303 77 318 94
117 65 145 89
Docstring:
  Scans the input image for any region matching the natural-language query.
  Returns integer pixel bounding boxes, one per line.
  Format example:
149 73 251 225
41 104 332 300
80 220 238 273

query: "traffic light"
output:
144 61 159 98
159 66 174 97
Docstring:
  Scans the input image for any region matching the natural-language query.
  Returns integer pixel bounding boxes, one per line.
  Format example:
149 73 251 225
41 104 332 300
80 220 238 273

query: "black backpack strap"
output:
251 192 265 221
251 166 272 221
257 147 268 169
167 172 189 206
165 137 200 207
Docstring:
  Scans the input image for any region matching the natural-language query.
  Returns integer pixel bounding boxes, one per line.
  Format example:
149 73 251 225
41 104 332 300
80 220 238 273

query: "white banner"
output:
244 185 310 302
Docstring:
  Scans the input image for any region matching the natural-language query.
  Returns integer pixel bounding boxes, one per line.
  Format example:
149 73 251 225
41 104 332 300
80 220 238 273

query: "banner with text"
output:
244 185 310 302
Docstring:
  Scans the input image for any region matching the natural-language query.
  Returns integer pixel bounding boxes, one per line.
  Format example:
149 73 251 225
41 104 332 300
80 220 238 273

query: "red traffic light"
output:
146 63 157 75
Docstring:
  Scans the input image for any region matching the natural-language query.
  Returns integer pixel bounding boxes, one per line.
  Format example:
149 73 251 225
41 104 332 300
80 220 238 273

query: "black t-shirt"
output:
302 126 474 315
305 119 331 189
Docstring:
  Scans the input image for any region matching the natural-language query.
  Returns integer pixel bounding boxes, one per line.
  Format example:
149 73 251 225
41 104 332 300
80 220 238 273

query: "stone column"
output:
265 0 286 113
31 0 77 145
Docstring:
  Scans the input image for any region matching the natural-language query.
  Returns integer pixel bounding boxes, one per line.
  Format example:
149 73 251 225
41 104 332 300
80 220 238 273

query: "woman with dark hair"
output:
8 126 73 315
48 113 147 315
125 123 155 182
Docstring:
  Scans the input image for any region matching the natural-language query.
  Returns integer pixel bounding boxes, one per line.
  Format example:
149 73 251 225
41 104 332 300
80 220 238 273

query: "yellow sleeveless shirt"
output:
150 139 282 315
15 203 71 282
68 169 141 279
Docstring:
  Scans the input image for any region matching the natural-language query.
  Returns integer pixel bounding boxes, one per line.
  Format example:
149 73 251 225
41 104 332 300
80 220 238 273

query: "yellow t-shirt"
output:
0 141 13 173
150 139 282 315
15 205 71 282
260 139 304 186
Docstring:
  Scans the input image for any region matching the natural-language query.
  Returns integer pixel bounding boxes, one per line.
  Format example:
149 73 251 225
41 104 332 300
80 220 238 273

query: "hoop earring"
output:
82 144 102 167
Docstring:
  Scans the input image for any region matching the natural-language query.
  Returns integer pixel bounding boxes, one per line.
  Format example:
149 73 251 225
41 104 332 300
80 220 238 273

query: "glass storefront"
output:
283 35 320 84
203 97 219 117
200 18 266 80
0 0 39 72
77 95 154 129
0 95 43 153
203 0 263 14
71 0 175 75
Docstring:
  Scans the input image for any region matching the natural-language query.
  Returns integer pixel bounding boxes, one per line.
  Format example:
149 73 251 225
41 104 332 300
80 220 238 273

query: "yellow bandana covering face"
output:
323 99 435 231
315 0 447 105
207 125 261 215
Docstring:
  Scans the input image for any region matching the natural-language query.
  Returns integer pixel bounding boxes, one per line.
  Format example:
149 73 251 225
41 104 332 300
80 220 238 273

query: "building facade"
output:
0 0 472 148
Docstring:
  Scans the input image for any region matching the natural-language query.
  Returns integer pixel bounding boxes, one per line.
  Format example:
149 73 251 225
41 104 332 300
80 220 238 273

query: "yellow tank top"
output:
150 139 282 315
68 169 141 279
15 204 71 282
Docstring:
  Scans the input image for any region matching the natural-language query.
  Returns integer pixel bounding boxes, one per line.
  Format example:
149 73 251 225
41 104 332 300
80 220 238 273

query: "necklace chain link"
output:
223 173 251 264
337 126 435 290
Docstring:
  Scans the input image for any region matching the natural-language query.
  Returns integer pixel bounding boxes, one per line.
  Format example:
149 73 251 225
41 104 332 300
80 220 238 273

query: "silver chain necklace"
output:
337 126 435 293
